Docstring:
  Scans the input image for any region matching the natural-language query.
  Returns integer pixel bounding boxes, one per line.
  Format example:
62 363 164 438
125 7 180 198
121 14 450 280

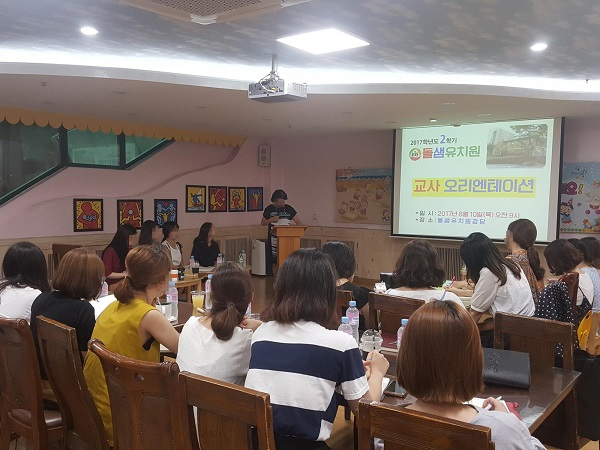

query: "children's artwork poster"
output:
247 187 264 212
335 168 393 225
228 187 246 212
74 199 103 232
208 186 228 212
117 199 143 229
186 185 206 212
154 199 177 226
561 163 600 233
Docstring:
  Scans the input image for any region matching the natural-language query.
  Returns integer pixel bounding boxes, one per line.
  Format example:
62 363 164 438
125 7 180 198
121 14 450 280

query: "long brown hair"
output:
114 245 171 304
209 263 253 341
507 218 545 281
391 239 445 288
397 301 483 404
460 232 521 285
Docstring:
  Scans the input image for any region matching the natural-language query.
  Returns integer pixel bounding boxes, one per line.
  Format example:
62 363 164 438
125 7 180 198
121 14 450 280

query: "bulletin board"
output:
335 168 392 225
561 162 600 233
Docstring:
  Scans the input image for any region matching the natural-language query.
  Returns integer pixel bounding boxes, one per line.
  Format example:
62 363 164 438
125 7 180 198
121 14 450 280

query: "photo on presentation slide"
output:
486 123 547 168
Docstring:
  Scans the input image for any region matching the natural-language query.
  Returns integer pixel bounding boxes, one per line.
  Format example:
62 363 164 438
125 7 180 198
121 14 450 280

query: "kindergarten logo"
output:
409 148 421 161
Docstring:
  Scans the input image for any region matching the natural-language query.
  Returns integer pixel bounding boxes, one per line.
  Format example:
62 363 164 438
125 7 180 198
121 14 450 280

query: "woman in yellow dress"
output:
83 245 180 446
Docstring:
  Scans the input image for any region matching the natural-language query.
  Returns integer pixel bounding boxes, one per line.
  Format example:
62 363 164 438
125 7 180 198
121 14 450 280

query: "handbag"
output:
578 309 593 350
482 347 531 389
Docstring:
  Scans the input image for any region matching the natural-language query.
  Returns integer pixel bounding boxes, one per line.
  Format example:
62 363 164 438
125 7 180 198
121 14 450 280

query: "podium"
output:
273 225 307 267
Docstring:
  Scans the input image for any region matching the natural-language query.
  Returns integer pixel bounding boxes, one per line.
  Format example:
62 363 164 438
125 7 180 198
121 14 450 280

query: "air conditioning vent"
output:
120 0 310 25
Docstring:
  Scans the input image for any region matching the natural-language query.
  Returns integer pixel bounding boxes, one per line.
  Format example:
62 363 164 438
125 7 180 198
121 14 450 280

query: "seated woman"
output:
177 263 261 385
137 220 162 246
505 219 545 303
321 241 371 329
30 248 101 362
396 300 544 450
162 221 182 268
544 239 594 309
84 245 180 446
245 248 389 450
581 237 600 271
191 222 220 267
460 232 534 347
0 242 51 322
102 223 137 285
386 239 464 307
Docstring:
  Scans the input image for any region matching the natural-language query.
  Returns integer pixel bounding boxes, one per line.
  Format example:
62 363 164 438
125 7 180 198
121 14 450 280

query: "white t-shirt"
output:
576 270 594 307
385 288 466 308
0 285 42 323
176 316 253 385
470 267 535 317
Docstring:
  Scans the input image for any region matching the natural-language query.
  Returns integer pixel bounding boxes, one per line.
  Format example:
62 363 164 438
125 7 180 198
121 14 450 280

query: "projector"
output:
248 79 308 103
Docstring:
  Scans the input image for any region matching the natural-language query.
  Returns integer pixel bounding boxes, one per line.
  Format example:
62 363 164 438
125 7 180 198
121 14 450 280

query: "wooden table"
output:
380 343 581 448
175 274 205 303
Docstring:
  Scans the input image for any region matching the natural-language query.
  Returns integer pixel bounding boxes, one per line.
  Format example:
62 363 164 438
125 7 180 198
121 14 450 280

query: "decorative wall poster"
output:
247 187 264 211
154 199 177 226
117 199 143 229
228 187 246 212
335 168 393 225
186 185 207 212
208 186 227 212
74 199 103 232
561 162 600 233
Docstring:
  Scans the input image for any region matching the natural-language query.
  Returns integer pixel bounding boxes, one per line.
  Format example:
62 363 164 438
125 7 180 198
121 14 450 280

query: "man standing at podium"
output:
261 189 304 275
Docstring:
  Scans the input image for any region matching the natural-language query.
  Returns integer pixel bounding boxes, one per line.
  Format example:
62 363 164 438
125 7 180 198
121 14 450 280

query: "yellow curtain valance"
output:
0 107 246 147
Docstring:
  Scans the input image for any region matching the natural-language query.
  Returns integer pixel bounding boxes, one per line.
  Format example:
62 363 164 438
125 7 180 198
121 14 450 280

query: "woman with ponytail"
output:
505 218 545 303
84 245 180 446
176 262 261 385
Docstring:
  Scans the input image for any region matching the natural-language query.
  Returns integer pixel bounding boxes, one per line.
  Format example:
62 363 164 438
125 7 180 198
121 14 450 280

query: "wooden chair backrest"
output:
0 318 47 434
494 312 574 370
36 317 109 450
177 371 276 450
368 292 425 332
559 272 579 311
88 339 183 450
357 399 495 450
52 243 82 272
336 289 354 323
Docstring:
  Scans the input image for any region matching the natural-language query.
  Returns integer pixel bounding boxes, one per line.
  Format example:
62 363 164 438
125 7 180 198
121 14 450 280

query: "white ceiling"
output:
2 0 600 137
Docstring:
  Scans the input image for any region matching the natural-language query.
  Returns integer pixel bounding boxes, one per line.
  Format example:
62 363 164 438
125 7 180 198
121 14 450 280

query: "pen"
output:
484 396 502 410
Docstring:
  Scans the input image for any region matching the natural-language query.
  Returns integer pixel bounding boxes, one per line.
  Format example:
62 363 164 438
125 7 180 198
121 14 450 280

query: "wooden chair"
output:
0 318 64 450
368 292 425 333
88 339 184 450
36 316 110 450
494 312 578 450
494 312 574 370
52 243 82 273
177 371 276 450
357 399 495 450
336 289 354 323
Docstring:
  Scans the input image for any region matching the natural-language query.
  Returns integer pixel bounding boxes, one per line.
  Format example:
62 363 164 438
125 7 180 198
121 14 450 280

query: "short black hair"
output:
261 248 337 328
321 241 356 279
545 239 583 275
271 189 288 202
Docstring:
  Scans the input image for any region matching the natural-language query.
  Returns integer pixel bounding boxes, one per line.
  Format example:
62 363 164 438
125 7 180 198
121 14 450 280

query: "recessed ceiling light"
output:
80 26 99 36
477 113 491 117
441 102 455 106
277 28 369 55
530 42 547 52
429 118 438 123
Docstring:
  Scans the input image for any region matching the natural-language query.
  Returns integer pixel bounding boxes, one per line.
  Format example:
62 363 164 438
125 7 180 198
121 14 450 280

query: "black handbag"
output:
482 347 531 389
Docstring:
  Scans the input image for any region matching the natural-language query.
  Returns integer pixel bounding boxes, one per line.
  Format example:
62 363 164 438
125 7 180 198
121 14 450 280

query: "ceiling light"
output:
277 28 369 55
530 42 547 52
477 113 491 117
429 118 437 123
80 26 99 36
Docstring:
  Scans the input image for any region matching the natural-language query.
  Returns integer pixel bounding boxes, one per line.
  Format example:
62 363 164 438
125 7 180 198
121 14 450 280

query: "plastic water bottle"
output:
338 317 353 337
346 300 360 344
205 274 213 310
166 280 178 303
100 277 109 297
190 255 195 267
397 318 408 350
238 250 244 265
216 253 223 266
241 249 247 267
246 301 252 315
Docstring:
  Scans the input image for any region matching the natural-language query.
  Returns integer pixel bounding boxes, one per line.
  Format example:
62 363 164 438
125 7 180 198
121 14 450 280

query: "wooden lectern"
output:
273 225 308 267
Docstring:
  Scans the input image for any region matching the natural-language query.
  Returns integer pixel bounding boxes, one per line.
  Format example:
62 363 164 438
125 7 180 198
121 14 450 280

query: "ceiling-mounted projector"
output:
248 55 307 103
